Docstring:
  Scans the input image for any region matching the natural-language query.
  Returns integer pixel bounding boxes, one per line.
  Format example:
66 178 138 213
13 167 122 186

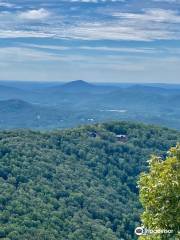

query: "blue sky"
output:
0 0 180 83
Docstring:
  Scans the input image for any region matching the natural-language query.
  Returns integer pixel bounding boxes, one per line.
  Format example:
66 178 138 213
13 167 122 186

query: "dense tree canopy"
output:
138 144 180 240
0 121 179 239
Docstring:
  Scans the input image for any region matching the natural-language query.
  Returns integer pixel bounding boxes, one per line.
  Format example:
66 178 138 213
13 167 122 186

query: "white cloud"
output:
0 30 53 38
19 8 50 21
21 44 158 54
113 9 180 23
0 4 180 42
0 47 66 62
23 44 70 51
80 46 156 53
62 20 179 41
0 1 14 8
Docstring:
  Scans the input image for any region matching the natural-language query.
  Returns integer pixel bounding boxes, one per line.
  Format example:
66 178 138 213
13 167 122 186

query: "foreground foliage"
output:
138 144 180 240
0 122 179 240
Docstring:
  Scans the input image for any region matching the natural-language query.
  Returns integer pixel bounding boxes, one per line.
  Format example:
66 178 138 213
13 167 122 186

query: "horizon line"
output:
0 80 180 85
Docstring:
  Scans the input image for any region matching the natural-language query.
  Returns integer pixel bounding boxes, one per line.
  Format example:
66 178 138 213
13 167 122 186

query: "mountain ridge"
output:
0 81 179 129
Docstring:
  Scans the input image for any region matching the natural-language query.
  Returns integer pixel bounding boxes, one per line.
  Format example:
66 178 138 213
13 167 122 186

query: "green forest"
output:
0 121 179 240
138 144 180 240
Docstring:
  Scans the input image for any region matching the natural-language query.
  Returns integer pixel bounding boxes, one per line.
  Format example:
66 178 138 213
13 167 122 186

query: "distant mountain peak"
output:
64 80 92 87
71 80 88 84
61 80 95 92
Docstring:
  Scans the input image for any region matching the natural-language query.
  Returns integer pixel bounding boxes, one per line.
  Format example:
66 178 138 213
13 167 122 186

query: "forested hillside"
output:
0 122 179 240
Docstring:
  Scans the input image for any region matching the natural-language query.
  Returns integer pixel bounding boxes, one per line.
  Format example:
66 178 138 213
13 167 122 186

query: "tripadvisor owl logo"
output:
135 226 145 236
135 226 174 236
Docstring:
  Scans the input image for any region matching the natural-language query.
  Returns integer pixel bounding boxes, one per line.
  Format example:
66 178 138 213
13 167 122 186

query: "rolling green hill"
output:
0 99 67 129
0 121 179 240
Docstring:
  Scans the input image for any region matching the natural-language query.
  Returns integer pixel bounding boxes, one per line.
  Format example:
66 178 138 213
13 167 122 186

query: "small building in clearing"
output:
116 134 128 142
88 131 98 138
